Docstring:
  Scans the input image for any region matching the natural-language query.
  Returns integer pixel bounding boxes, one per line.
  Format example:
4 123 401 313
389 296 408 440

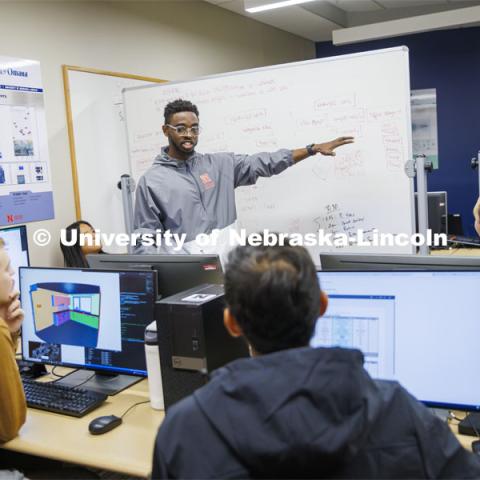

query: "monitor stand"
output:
54 369 143 396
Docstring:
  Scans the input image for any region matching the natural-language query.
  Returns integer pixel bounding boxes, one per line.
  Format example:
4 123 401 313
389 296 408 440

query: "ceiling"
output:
204 0 480 41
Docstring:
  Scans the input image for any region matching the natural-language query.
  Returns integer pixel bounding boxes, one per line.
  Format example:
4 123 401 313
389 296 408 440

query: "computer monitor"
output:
319 253 480 271
20 267 156 394
0 225 29 290
312 270 480 411
415 191 448 236
87 254 223 298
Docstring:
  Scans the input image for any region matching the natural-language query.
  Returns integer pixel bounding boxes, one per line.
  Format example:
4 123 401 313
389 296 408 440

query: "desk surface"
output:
1 370 476 477
431 247 480 256
2 370 164 478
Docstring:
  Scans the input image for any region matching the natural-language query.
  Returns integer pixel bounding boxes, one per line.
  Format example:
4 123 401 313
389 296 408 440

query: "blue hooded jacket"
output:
152 347 480 479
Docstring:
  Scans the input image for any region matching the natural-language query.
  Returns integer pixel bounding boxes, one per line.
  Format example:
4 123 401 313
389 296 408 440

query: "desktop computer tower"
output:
156 284 249 409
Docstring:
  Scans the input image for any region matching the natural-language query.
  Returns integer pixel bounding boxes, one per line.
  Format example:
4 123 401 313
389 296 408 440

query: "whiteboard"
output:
63 66 165 252
123 48 415 257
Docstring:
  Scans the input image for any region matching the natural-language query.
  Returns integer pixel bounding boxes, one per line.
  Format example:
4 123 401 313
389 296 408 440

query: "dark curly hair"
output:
224 244 320 354
164 99 199 124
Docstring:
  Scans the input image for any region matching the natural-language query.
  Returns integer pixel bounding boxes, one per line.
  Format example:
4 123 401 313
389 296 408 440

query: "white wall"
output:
0 1 314 267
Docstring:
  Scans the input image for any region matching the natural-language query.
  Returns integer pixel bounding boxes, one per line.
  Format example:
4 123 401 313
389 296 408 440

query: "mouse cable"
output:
51 365 66 378
120 400 151 419
48 371 96 389
70 372 97 389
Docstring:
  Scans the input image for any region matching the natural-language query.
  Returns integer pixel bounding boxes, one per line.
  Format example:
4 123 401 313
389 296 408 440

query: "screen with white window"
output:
313 270 480 410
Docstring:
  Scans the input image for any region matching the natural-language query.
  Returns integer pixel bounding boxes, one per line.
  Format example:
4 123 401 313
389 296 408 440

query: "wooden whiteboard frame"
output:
62 65 166 219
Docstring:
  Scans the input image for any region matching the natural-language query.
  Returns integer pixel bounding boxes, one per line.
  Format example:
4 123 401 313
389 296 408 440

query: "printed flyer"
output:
0 55 54 225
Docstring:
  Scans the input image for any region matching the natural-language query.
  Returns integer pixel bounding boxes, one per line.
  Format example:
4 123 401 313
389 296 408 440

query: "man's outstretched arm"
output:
232 136 354 187
292 136 354 163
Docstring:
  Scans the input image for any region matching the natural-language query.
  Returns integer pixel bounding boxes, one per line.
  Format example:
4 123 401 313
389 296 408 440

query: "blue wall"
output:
316 27 480 236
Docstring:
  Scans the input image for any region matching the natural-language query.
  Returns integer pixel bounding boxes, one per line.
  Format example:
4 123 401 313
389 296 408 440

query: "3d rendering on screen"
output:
30 282 101 348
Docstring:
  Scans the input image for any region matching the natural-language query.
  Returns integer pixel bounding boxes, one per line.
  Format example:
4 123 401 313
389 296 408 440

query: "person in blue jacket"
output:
151 242 480 479
133 99 353 253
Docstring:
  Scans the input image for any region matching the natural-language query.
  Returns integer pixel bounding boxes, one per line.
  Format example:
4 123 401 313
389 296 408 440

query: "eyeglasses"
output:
165 124 201 136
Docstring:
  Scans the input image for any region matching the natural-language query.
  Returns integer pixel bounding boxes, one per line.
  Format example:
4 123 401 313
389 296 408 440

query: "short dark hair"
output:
164 99 199 124
224 244 320 354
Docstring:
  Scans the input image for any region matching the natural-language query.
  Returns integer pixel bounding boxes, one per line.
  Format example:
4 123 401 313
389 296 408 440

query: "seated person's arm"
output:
0 314 26 443
474 197 480 237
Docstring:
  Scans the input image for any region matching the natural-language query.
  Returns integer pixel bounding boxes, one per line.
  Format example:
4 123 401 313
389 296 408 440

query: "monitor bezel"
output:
86 253 223 299
19 266 157 377
316 268 480 412
319 252 480 271
0 224 30 267
86 253 221 265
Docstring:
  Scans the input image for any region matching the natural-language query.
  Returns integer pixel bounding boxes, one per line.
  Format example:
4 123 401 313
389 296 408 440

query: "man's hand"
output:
292 136 355 164
0 291 24 334
474 197 480 237
316 136 354 156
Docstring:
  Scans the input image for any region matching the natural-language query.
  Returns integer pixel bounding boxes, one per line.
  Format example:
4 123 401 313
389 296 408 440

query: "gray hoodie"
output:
132 146 293 253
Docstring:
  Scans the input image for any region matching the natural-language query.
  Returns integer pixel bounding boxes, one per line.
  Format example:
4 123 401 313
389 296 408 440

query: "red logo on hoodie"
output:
199 173 215 190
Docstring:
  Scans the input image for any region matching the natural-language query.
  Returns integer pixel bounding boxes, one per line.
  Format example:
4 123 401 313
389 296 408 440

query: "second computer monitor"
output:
313 270 480 411
87 254 223 298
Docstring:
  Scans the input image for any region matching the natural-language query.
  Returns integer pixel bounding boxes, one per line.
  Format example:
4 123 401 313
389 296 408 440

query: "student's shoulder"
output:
0 317 14 348
0 316 10 336
161 395 199 429
375 379 439 425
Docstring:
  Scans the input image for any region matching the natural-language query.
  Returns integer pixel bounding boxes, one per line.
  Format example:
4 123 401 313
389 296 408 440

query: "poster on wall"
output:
411 88 439 169
0 55 54 226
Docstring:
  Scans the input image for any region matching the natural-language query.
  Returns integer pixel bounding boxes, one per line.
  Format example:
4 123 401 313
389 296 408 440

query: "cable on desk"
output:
71 372 97 390
120 400 150 419
51 365 65 378
45 370 95 388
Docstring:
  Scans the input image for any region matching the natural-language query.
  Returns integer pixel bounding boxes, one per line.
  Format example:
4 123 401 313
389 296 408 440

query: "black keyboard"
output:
23 378 107 417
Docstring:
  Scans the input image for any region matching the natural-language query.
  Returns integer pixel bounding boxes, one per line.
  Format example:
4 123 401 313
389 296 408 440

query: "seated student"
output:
60 220 103 268
0 238 26 443
151 243 480 479
474 197 480 236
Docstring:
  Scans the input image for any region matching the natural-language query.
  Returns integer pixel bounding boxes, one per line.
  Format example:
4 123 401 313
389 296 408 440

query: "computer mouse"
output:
88 415 122 435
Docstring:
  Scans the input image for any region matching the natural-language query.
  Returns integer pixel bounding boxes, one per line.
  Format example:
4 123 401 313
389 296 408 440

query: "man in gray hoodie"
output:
133 98 353 253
